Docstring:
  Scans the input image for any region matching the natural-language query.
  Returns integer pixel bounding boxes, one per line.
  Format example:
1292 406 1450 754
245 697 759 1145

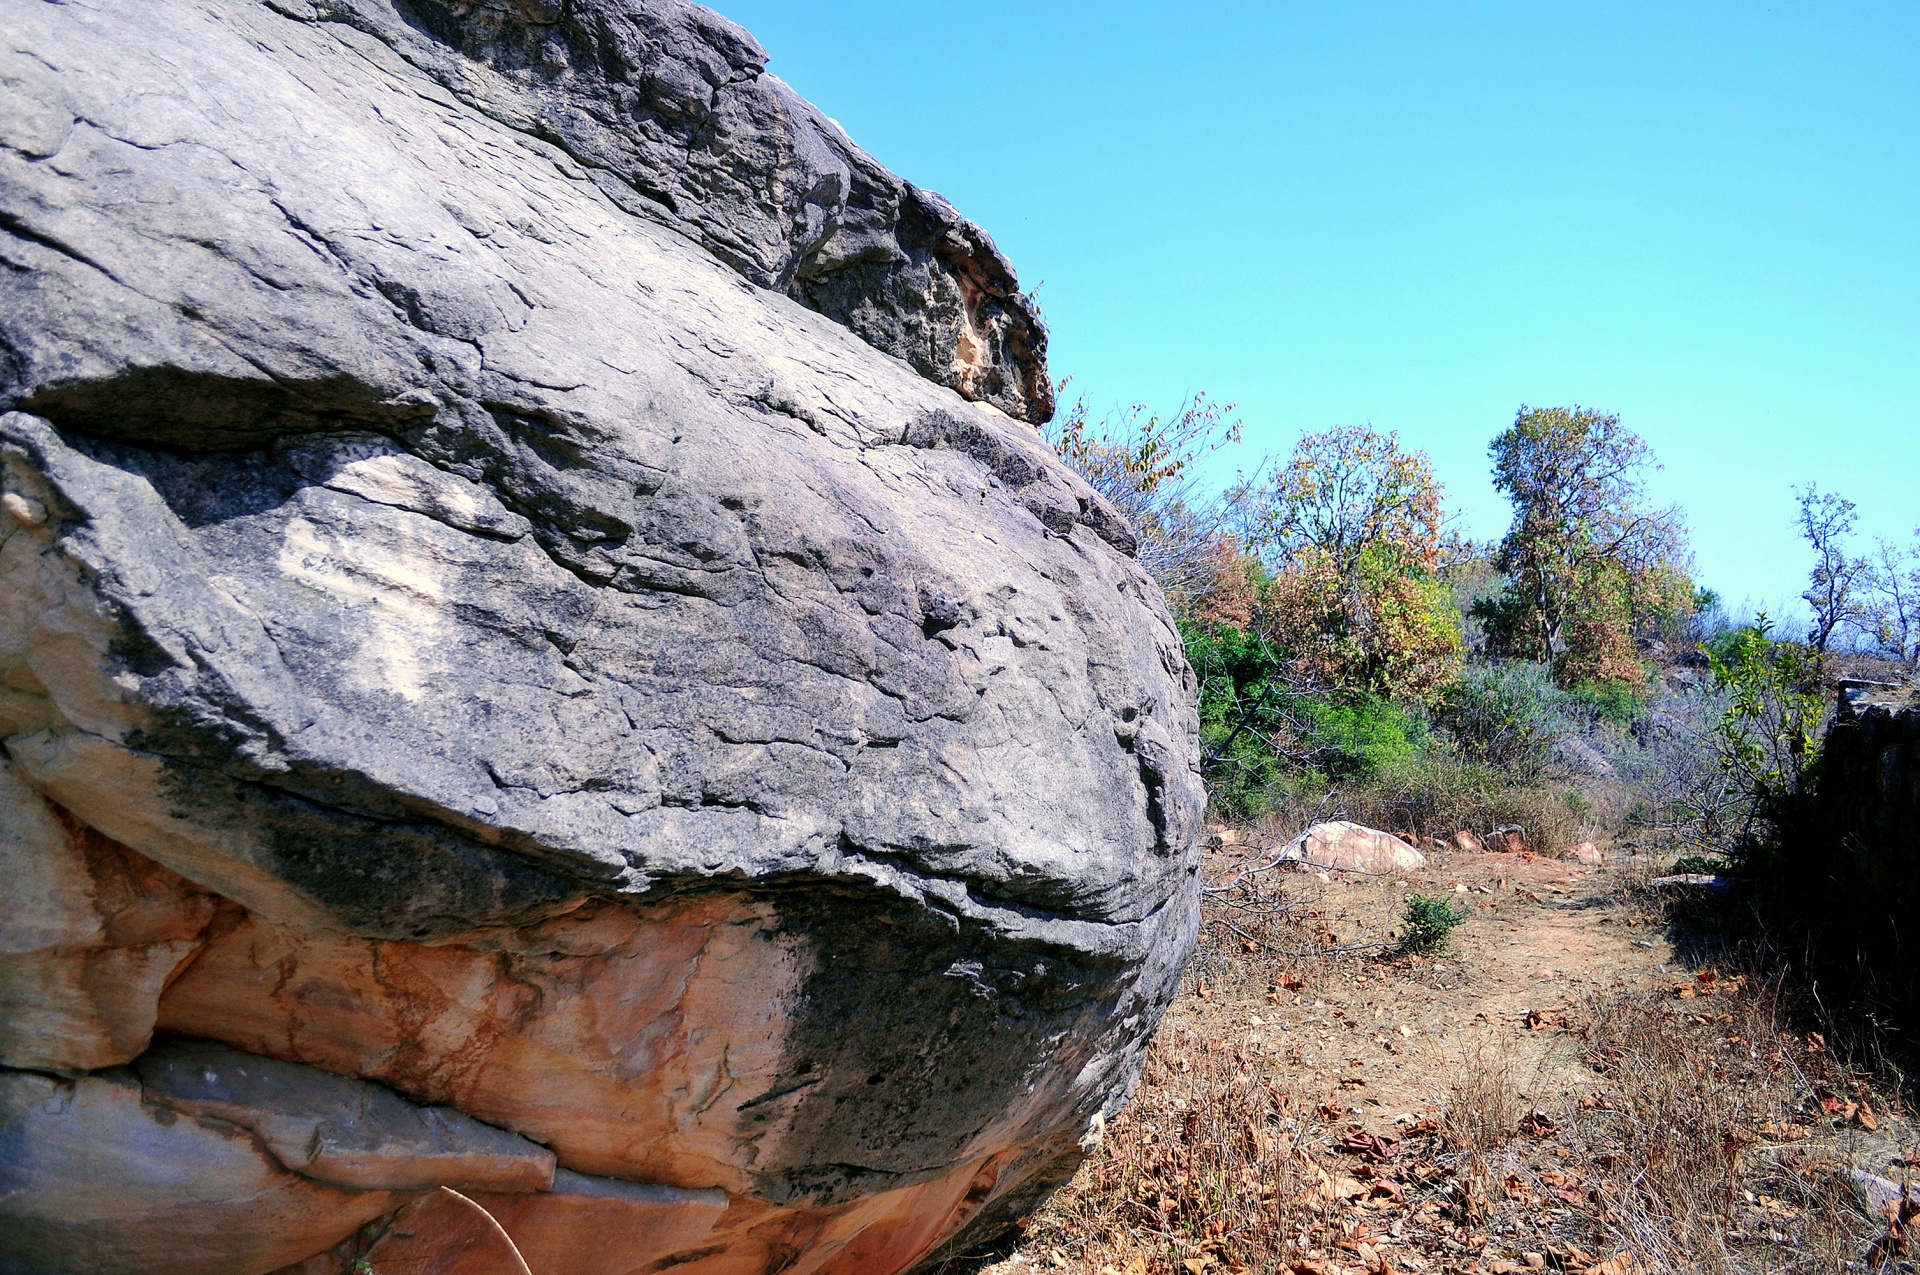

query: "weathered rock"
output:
1552 735 1617 780
1491 825 1529 854
137 1038 558 1193
0 1 1200 1271
1567 841 1603 866
1453 829 1487 854
1280 822 1426 875
0 1069 404 1275
0 755 223 1072
354 1167 977 1275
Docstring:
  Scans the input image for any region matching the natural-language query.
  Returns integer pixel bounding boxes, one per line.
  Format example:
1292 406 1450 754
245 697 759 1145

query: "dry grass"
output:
987 848 1915 1275
1235 759 1594 860
1441 1042 1520 1181
1567 980 1898 1274
1028 1030 1321 1272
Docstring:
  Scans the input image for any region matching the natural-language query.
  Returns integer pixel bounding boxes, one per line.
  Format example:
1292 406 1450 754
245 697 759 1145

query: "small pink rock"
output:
1568 841 1603 865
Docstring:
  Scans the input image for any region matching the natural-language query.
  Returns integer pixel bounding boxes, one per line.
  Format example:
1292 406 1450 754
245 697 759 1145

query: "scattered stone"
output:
1453 830 1487 854
1279 822 1426 875
1850 1169 1908 1215
1492 825 1529 854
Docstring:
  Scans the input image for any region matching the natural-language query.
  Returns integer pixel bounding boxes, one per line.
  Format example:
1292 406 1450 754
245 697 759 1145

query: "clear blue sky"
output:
723 1 1918 617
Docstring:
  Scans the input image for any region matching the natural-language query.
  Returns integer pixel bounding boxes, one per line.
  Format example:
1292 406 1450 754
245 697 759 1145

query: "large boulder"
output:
1279 821 1426 875
0 2 1202 1272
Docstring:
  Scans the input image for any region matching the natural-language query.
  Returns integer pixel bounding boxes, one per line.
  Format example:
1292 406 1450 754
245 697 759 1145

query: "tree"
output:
1045 390 1242 614
1794 484 1868 656
1237 423 1442 578
1481 406 1689 686
1863 531 1920 666
1233 426 1461 701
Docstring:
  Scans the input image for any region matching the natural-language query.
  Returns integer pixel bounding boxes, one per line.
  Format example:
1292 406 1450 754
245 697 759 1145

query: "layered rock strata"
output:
0 1 1201 1272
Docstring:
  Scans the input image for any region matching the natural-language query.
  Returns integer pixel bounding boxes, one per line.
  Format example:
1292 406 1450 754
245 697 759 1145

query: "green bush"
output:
1183 619 1291 819
1399 894 1467 953
1185 620 1426 815
1705 621 1827 824
1566 678 1646 730
1302 694 1421 781
1432 661 1569 776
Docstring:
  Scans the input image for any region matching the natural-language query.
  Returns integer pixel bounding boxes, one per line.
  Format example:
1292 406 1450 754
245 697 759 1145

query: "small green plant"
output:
1399 893 1467 953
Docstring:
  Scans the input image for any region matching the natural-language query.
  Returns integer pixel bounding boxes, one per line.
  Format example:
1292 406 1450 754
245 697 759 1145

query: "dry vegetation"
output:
951 835 1918 1275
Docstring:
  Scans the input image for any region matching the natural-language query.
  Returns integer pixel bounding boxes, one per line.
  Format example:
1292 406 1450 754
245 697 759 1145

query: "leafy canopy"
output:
1480 405 1691 686
1231 426 1462 702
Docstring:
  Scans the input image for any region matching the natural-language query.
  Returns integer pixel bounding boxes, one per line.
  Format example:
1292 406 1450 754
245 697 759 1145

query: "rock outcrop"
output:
1785 683 1920 1038
0 2 1201 1272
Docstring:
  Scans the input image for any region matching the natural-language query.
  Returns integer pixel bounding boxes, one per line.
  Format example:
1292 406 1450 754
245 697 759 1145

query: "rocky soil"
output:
975 838 1917 1274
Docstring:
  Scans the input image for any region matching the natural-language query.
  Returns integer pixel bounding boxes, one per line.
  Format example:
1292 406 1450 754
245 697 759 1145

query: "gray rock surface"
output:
0 1 1200 1270
0 1067 404 1275
1552 735 1618 780
138 1037 558 1192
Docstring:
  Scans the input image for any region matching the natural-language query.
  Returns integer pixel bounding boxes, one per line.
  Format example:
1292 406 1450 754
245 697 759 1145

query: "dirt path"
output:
1185 843 1677 1121
979 838 1910 1273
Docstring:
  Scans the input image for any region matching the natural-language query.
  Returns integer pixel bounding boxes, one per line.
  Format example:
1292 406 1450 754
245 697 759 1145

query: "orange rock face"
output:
158 896 807 1191
0 830 1062 1274
0 757 223 1071
347 1156 1010 1275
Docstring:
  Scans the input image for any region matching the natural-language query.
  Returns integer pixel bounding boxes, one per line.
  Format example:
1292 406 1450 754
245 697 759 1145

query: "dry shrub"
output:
1570 982 1881 1274
1319 755 1587 855
1443 1042 1520 1165
1031 1030 1320 1272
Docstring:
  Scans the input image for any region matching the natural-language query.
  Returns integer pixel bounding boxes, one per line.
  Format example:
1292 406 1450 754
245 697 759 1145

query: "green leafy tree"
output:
1480 406 1690 686
1704 618 1827 838
1238 423 1442 578
1233 425 1462 701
